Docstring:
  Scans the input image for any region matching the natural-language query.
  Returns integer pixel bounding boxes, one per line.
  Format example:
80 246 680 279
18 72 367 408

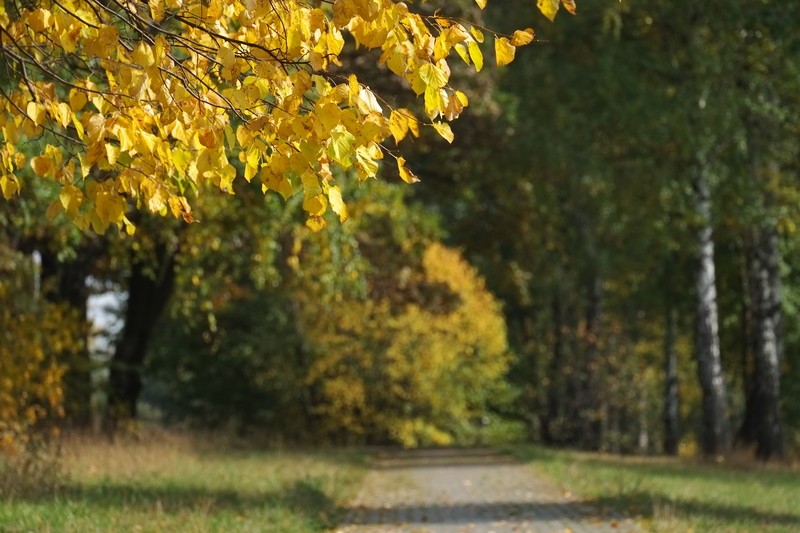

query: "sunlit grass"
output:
514 446 800 533
0 430 366 532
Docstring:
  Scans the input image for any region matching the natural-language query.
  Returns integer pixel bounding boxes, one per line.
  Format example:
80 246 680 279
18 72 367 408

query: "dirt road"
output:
337 448 639 533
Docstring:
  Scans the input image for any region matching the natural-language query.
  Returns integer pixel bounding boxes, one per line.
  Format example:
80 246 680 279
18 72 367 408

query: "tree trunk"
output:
738 227 784 459
541 296 564 445
579 273 603 450
691 170 731 456
39 251 93 428
663 306 680 455
105 241 176 433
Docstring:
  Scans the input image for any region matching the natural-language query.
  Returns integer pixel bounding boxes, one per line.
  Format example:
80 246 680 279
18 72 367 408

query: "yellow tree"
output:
0 0 572 232
0 244 82 454
301 242 512 446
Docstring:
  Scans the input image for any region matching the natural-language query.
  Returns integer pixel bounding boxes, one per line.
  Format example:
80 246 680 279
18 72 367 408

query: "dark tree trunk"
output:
691 170 731 456
39 251 93 428
738 227 784 460
579 273 603 450
105 241 176 433
541 297 564 445
663 306 680 455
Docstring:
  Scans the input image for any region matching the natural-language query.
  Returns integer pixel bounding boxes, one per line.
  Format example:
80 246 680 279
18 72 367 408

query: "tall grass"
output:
515 446 800 533
0 429 366 532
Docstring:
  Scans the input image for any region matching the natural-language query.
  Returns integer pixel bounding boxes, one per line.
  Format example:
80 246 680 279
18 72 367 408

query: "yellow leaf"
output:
53 102 71 128
537 0 560 21
276 177 293 199
69 89 87 112
328 185 348 222
303 194 327 217
389 109 409 144
306 215 327 232
132 42 155 67
454 43 470 65
327 126 356 167
495 37 516 67
397 156 419 184
59 184 83 215
475 0 487 8
167 196 190 219
30 156 52 177
0 175 20 199
511 28 535 46
355 145 380 180
405 111 421 138
27 9 52 32
26 102 46 126
444 90 468 121
105 144 119 166
469 26 484 43
355 87 383 114
431 122 454 144
198 129 218 149
468 41 483 72
424 86 446 119
562 0 577 15
95 190 125 225
418 62 448 90
84 25 118 58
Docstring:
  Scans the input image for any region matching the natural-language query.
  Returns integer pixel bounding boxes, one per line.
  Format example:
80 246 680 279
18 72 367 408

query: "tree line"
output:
2 0 799 461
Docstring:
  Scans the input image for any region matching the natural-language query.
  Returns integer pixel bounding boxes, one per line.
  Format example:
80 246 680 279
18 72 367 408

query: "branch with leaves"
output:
0 0 574 233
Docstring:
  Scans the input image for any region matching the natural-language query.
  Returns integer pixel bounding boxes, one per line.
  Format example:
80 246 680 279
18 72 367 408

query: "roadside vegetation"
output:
516 446 800 533
0 430 366 533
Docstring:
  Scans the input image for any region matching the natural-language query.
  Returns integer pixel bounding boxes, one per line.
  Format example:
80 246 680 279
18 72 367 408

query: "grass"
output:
513 446 800 533
0 430 367 532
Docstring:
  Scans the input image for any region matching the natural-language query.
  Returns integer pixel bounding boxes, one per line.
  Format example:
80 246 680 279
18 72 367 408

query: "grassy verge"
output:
0 431 366 532
513 446 800 533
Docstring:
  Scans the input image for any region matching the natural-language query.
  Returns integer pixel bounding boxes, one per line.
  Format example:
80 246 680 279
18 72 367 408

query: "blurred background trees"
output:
1 0 799 461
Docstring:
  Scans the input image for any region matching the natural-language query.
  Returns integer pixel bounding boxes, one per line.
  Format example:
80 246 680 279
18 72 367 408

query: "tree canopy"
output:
0 0 571 233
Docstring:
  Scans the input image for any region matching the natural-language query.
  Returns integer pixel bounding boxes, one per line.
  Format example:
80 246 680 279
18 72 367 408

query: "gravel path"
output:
336 449 639 533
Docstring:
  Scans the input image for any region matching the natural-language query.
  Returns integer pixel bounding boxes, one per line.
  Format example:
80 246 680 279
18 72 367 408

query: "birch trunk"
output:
692 170 731 456
740 227 784 459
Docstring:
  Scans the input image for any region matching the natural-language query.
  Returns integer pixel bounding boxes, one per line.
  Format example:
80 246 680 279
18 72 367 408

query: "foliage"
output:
143 179 513 446
0 0 563 233
0 244 83 455
301 242 513 447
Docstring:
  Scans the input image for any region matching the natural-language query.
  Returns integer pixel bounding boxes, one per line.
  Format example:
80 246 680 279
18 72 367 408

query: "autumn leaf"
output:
537 0 560 21
432 122 454 143
495 37 516 67
0 0 549 231
468 41 484 72
511 28 535 46
389 109 410 144
328 185 348 222
397 156 420 184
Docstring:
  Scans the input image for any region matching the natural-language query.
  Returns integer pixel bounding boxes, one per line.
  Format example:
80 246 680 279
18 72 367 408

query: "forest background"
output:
2 0 799 467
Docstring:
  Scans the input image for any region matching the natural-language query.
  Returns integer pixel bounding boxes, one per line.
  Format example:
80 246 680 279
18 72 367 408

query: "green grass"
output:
0 432 366 532
514 446 800 533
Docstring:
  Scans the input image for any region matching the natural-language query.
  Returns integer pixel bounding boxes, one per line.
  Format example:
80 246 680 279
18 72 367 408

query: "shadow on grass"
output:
593 491 800 529
514 446 800 488
512 447 800 529
4 479 340 528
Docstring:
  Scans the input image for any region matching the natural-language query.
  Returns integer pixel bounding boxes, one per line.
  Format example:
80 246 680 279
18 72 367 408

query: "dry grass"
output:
0 428 366 532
